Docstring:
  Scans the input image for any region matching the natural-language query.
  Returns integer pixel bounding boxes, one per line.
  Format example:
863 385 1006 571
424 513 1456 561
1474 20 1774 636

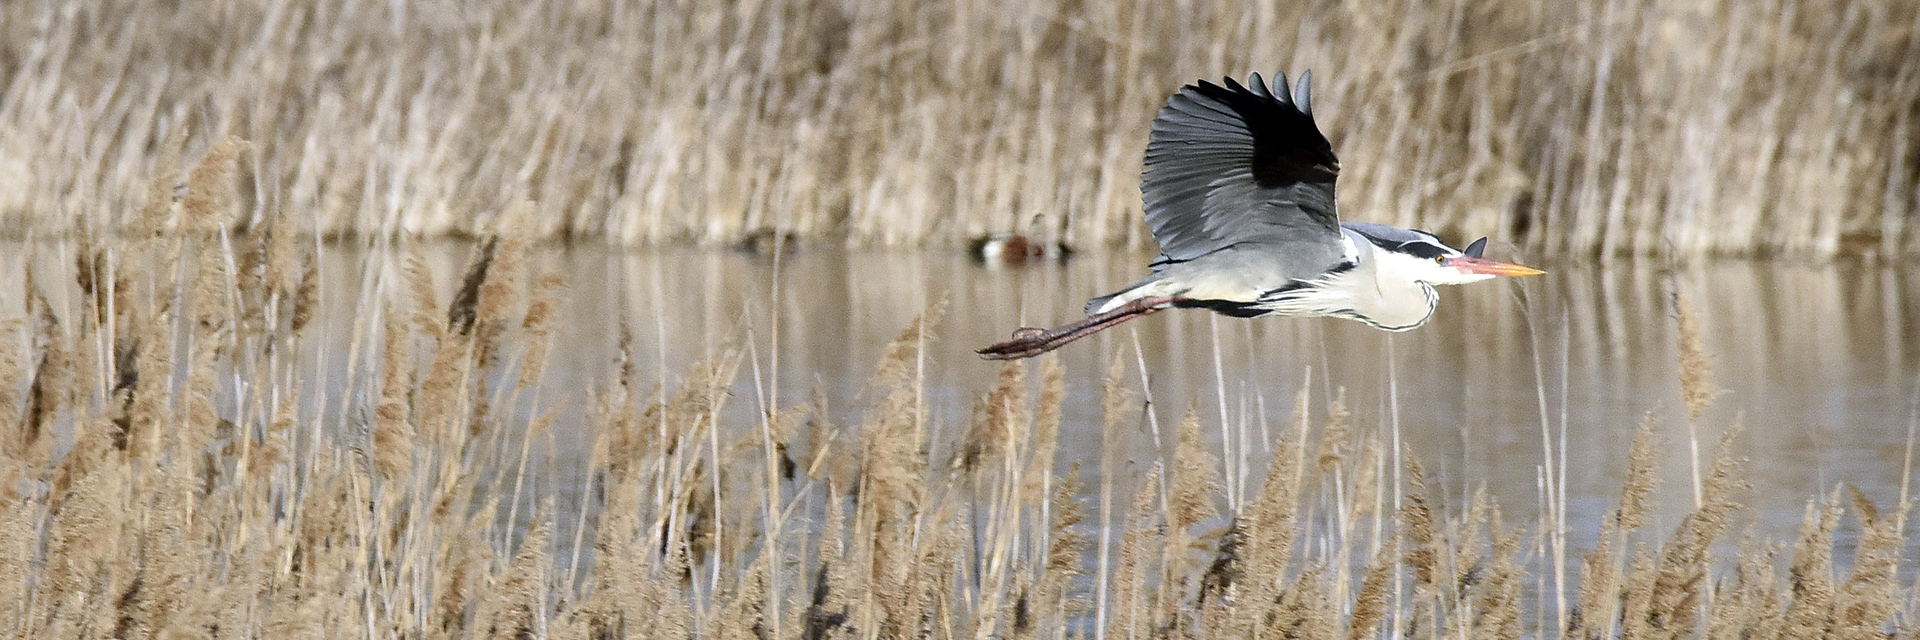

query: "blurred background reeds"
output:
1 0 1915 255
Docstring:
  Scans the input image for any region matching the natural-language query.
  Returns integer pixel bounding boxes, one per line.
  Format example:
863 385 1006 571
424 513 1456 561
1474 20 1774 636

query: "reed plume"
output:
1674 295 1723 424
0 320 23 459
476 513 553 638
373 308 416 482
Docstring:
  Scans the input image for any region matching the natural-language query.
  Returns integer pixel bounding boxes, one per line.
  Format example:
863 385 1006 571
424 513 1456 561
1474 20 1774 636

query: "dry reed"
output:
1 0 1914 255
2 169 1915 639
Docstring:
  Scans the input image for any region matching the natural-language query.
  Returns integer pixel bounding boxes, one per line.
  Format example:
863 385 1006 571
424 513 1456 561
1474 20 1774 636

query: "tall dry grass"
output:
1 0 1915 255
2 142 1916 638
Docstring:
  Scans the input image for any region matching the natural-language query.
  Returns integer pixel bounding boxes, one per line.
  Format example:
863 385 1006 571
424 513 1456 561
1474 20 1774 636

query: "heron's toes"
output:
977 342 1036 360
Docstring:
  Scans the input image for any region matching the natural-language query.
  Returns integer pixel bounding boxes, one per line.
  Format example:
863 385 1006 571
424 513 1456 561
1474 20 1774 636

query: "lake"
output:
293 243 1918 558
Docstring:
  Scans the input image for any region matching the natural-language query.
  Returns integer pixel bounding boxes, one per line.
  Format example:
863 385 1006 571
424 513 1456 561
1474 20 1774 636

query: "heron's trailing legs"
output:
976 297 1176 360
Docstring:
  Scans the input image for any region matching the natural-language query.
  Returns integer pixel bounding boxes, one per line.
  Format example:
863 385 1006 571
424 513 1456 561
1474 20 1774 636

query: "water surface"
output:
316 245 1920 554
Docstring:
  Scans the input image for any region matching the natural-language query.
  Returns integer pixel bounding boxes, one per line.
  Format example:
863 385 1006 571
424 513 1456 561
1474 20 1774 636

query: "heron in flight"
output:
979 71 1543 360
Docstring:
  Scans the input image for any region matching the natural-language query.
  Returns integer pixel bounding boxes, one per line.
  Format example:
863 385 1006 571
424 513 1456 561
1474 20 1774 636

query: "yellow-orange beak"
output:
1445 256 1545 277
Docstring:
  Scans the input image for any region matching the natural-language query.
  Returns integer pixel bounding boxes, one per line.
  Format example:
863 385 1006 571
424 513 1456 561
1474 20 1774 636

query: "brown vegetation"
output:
1 0 1916 255
1 143 1915 638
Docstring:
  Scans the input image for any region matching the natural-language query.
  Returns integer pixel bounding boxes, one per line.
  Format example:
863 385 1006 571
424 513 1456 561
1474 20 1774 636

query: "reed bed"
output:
2 144 1915 639
2 0 1916 255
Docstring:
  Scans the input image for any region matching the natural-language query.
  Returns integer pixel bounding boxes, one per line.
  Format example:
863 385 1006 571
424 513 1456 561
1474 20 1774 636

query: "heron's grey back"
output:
1340 222 1453 259
1139 71 1346 279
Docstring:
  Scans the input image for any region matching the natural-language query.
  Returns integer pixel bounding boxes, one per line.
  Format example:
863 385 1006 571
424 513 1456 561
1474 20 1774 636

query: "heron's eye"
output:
1434 256 1447 265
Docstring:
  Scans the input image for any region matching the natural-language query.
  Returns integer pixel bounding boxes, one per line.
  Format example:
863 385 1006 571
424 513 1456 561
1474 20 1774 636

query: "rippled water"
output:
294 243 1916 552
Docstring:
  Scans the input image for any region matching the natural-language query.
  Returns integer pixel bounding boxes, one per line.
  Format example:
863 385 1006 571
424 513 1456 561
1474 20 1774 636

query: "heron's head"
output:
1437 237 1546 283
1348 225 1545 286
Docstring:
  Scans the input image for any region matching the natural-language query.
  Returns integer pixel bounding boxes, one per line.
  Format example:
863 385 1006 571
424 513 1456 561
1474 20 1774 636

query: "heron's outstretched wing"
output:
1141 72 1343 266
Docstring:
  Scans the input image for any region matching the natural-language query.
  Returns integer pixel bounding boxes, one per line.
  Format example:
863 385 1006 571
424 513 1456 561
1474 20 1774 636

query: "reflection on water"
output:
302 244 1917 553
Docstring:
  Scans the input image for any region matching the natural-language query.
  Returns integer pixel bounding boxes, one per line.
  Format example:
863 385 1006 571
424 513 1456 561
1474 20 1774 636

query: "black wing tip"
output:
1179 69 1321 122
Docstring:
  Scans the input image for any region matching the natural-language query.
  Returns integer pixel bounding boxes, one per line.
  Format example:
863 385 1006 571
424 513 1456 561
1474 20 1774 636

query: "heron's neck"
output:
1344 251 1439 331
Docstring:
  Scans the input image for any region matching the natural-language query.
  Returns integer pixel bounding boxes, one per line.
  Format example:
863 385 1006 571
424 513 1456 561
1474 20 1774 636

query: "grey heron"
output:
979 71 1542 360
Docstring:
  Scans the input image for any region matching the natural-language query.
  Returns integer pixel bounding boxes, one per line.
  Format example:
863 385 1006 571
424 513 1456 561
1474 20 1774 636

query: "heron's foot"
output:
978 328 1055 360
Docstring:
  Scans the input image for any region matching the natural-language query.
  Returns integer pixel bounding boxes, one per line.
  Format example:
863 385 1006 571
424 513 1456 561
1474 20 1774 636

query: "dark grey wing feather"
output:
1294 71 1314 117
1141 72 1343 265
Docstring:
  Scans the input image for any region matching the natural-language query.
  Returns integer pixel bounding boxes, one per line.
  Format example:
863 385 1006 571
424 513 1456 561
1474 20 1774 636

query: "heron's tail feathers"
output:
1085 275 1178 315
1083 291 1122 315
